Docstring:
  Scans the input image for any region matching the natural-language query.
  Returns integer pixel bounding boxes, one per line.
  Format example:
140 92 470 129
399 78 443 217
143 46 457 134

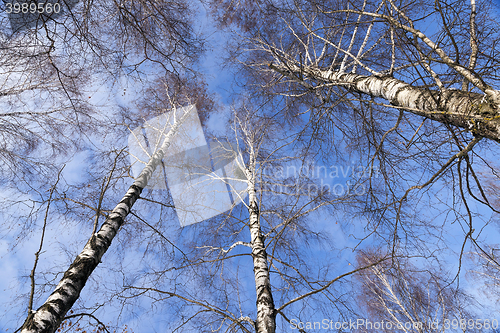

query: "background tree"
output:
355 249 479 333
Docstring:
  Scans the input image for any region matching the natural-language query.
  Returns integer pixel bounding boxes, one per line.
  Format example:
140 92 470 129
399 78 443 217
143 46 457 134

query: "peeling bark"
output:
20 106 194 333
245 155 276 333
269 63 500 142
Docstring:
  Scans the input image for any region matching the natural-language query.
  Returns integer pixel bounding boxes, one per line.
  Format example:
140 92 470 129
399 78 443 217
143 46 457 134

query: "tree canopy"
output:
1 0 500 332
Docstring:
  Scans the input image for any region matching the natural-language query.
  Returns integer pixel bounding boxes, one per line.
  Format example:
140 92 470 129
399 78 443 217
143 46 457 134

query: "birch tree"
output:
210 0 500 192
355 250 479 333
236 106 380 333
0 0 205 331
12 73 217 332
94 96 394 333
7 0 500 331
19 104 195 333
213 2 500 229
208 0 500 325
104 104 281 333
238 0 500 140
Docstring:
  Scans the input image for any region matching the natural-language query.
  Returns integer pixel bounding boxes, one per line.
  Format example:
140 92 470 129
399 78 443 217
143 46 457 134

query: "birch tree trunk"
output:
20 106 194 333
245 148 276 333
269 63 500 142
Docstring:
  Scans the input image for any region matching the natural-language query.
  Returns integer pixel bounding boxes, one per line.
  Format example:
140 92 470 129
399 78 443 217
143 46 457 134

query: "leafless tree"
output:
355 249 479 333
6 0 500 332
207 0 500 329
0 0 204 180
0 0 206 331
94 96 397 333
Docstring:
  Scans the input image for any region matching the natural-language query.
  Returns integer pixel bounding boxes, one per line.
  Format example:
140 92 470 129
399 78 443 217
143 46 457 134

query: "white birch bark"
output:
20 106 194 333
269 63 500 142
245 149 276 333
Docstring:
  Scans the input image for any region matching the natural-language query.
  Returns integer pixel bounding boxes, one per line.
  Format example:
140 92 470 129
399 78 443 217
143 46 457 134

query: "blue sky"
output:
1 1 500 332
